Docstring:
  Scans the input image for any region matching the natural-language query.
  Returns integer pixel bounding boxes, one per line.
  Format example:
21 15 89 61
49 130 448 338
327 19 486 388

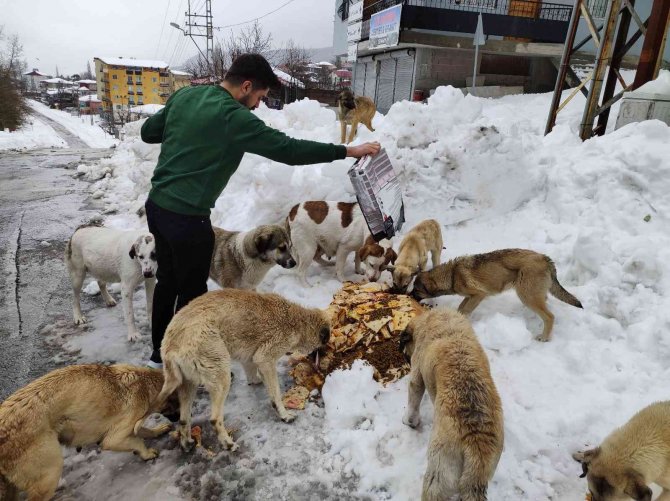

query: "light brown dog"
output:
209 224 295 290
573 401 670 501
0 364 174 501
337 89 376 144
411 248 582 341
388 219 443 292
149 289 331 452
399 307 504 501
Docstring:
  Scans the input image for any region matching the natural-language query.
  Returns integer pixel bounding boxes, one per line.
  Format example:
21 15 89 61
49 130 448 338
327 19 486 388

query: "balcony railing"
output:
358 0 571 44
159 82 170 87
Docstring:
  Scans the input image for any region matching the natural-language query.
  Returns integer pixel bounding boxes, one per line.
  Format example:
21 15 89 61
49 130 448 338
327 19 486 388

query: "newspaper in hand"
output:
348 148 405 241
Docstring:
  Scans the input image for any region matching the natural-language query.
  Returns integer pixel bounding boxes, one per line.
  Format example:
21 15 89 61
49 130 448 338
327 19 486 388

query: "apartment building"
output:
94 56 173 120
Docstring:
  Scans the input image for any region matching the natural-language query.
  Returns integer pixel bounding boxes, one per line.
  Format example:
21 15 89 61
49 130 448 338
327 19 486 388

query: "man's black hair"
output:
224 53 281 89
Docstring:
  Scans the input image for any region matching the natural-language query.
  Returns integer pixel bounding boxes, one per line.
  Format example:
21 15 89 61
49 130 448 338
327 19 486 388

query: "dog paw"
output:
127 331 141 342
179 437 195 452
535 335 551 342
74 315 87 325
280 412 296 424
224 440 239 452
402 413 421 428
105 298 117 307
141 448 159 461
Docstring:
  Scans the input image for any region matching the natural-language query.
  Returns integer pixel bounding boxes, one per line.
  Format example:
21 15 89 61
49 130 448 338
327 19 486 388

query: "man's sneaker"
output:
146 350 163 369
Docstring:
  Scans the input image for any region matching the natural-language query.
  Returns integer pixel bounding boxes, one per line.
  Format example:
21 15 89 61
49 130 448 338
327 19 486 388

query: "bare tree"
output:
82 61 93 80
226 21 274 63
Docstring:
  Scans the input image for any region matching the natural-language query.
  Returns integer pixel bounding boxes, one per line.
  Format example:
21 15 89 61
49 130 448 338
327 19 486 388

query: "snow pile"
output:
629 68 670 96
27 100 117 148
61 75 670 500
0 116 67 151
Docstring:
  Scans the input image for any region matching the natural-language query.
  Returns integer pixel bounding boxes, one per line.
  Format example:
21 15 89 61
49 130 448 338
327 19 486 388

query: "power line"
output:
155 0 173 58
213 0 298 30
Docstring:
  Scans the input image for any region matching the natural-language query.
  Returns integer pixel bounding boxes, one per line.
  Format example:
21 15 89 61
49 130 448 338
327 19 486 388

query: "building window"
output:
337 0 351 21
112 74 117 79
128 85 133 93
138 98 144 105
152 77 157 82
116 104 121 109
136 77 142 84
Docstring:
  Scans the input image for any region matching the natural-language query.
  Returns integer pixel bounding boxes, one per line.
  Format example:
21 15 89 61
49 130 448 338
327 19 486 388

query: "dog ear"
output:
358 246 370 261
253 233 273 256
384 248 397 266
129 243 137 259
623 471 652 501
572 448 600 477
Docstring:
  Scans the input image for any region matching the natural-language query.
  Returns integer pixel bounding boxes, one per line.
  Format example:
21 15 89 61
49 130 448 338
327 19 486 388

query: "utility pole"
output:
184 0 213 73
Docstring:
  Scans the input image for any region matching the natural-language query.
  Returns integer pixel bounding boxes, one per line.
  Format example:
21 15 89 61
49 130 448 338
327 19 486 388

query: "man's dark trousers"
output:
145 198 214 364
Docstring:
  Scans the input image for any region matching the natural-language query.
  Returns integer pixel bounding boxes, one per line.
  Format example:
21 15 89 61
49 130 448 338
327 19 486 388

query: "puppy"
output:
65 222 157 341
411 248 582 342
0 364 175 501
389 219 443 292
358 236 397 282
149 289 331 451
337 89 376 144
287 201 370 286
209 224 296 290
400 308 504 501
573 401 670 501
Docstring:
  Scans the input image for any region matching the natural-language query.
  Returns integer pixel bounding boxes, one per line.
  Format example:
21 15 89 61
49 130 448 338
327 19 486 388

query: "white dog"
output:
286 201 370 287
64 223 158 341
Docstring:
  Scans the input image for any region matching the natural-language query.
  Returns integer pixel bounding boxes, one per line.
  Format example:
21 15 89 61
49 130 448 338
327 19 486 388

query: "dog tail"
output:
547 258 583 309
66 217 104 260
458 446 490 501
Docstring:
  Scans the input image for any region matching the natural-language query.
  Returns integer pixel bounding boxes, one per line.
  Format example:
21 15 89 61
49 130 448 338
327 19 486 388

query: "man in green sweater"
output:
141 53 380 368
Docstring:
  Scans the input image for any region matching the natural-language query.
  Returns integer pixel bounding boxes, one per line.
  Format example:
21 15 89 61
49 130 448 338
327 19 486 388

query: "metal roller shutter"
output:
376 58 396 114
393 53 415 104
364 61 377 101
353 61 366 96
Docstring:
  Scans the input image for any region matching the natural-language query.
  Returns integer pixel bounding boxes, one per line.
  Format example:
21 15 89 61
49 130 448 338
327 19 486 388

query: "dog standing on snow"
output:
286 201 371 286
65 222 158 341
400 308 504 501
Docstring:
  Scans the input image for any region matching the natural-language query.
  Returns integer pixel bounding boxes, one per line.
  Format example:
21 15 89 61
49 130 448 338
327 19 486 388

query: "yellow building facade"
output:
94 57 174 120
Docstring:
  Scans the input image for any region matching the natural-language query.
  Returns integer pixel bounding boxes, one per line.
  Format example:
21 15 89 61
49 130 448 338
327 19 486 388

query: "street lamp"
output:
169 22 209 69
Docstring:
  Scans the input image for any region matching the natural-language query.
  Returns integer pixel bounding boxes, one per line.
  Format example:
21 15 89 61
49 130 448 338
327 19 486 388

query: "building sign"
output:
369 4 402 49
347 43 358 63
349 0 363 22
347 20 363 42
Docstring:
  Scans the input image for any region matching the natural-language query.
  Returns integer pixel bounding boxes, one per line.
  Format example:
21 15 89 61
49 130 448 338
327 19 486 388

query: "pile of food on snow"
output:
283 281 425 410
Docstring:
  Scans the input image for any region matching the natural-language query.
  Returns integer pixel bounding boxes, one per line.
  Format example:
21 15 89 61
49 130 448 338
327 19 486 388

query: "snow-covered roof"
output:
316 61 335 67
171 70 192 77
272 68 305 89
76 79 97 84
43 77 71 84
79 94 101 103
96 56 169 69
24 69 48 76
78 86 93 91
130 103 165 115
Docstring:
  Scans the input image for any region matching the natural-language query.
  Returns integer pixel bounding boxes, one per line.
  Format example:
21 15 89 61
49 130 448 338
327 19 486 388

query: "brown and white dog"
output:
337 89 376 144
287 201 371 287
388 219 444 293
358 236 397 282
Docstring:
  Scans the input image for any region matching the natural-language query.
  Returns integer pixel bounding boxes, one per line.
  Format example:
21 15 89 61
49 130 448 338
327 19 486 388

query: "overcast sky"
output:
2 0 336 76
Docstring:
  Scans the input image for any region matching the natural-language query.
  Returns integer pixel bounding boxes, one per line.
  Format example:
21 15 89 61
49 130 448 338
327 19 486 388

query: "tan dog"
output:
411 248 583 341
337 89 376 144
149 289 331 452
573 401 670 501
357 236 397 282
0 364 174 501
209 224 296 290
388 219 443 292
400 308 504 501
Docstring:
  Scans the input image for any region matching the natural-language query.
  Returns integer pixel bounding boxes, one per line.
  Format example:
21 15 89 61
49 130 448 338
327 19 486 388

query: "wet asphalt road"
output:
0 139 113 399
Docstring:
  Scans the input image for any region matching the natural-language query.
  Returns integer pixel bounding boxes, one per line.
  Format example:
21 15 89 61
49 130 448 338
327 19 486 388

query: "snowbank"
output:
27 100 118 148
0 116 66 151
67 75 670 500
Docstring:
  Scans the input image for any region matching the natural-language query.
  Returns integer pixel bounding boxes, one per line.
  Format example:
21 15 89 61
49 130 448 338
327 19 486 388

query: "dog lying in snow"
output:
64 222 157 341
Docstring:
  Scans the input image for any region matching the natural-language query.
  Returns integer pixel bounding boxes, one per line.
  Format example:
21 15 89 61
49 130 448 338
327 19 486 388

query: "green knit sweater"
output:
141 85 347 215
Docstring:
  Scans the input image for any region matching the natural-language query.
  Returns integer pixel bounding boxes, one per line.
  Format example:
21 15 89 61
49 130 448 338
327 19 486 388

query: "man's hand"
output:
346 142 381 158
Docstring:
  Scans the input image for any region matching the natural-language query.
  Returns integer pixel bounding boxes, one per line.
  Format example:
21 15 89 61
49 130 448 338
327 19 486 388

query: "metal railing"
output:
361 0 572 23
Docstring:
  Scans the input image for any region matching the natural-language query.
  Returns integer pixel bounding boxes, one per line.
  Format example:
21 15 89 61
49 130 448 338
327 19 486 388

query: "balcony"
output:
159 92 171 97
136 90 143 95
128 90 134 95
359 0 572 44
159 82 170 87
135 81 143 86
